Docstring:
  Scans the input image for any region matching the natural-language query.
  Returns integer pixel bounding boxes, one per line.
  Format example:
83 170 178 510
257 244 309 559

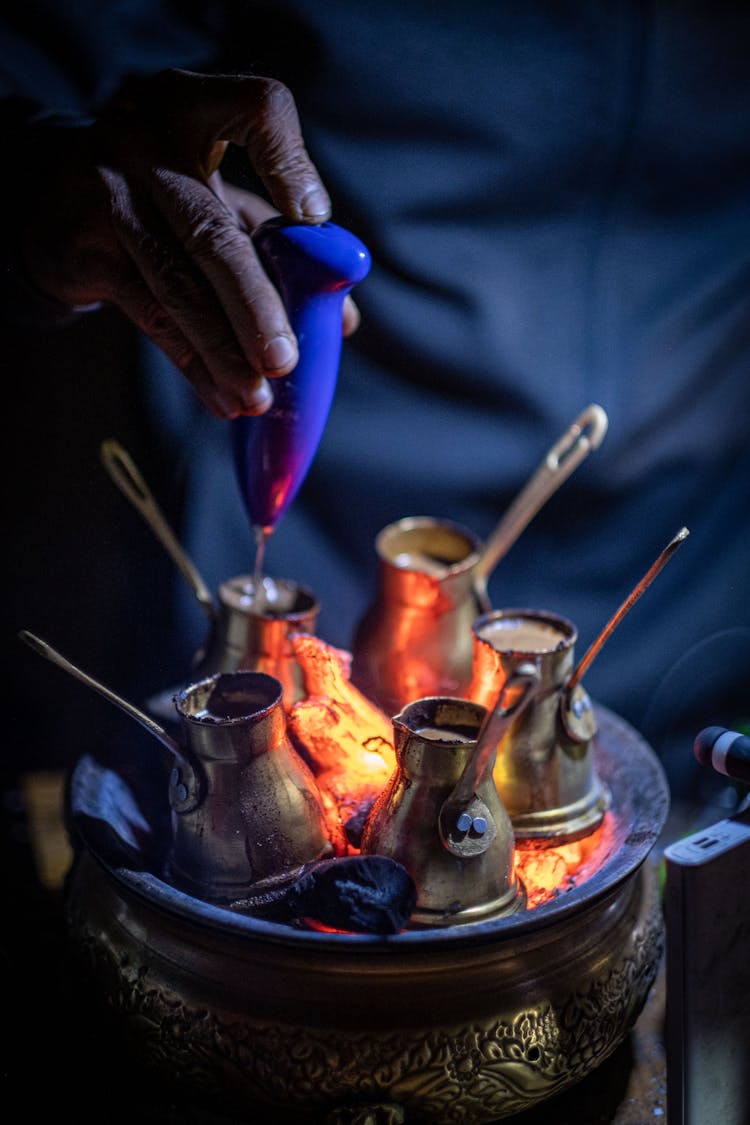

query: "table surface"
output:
4 768 671 1123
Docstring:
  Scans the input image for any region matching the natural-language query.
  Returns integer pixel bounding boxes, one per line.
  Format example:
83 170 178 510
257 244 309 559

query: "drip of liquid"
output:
253 526 269 613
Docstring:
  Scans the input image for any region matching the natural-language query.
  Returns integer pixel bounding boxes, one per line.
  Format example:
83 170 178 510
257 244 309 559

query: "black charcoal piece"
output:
69 753 153 867
288 855 417 934
343 798 376 850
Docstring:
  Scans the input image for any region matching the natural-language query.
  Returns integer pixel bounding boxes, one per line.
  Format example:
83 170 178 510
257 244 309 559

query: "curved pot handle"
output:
438 662 539 857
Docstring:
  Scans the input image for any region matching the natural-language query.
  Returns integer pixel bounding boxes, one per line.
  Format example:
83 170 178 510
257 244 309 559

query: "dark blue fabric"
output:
4 1 750 802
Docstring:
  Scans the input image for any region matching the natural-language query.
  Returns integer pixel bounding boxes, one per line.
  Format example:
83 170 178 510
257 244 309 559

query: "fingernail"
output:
263 335 297 372
343 295 360 337
300 187 331 220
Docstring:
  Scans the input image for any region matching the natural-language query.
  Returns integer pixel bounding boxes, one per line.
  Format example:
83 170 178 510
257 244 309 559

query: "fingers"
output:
243 79 332 221
222 182 363 339
105 168 276 418
342 296 360 337
220 180 279 232
87 70 359 416
149 168 300 378
116 270 273 419
165 71 332 223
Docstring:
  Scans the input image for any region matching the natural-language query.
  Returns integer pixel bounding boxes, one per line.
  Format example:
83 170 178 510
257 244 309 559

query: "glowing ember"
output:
288 634 396 851
288 634 613 908
515 813 615 909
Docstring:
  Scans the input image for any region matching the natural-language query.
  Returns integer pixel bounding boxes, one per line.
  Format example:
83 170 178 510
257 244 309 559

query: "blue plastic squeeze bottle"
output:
231 217 371 571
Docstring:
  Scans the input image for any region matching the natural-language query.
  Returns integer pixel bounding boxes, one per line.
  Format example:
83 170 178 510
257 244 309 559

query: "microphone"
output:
694 727 750 786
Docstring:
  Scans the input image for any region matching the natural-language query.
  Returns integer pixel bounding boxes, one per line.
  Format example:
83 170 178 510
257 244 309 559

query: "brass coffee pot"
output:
469 607 608 841
468 527 690 841
351 515 487 716
351 405 608 716
360 665 539 927
19 631 334 902
194 573 319 696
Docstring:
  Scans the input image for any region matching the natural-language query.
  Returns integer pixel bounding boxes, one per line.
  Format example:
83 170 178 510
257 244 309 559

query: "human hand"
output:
15 69 359 418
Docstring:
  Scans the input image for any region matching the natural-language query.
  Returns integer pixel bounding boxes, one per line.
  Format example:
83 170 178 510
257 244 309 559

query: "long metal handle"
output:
100 439 215 621
18 629 188 768
437 662 539 858
475 404 609 583
448 663 540 807
567 526 690 691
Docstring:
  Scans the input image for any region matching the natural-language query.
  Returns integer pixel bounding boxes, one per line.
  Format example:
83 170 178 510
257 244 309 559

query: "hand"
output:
16 69 359 418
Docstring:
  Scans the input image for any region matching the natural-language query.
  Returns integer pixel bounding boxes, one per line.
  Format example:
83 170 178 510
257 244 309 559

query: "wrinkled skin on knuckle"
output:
151 262 207 313
103 166 156 259
251 77 298 131
149 167 252 263
118 218 208 313
246 79 305 165
142 264 254 380
182 212 251 267
105 174 143 247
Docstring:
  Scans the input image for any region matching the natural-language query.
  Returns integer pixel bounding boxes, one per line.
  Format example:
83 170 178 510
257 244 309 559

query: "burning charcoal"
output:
288 855 417 934
287 635 395 832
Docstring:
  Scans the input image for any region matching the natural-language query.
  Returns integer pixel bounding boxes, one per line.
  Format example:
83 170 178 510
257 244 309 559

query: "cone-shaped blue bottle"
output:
232 218 371 548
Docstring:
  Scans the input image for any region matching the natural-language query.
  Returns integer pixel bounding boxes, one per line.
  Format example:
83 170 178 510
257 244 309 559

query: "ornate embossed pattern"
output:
68 887 663 1125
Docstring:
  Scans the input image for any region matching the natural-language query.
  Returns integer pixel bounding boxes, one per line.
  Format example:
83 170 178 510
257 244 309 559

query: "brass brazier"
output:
64 704 667 1125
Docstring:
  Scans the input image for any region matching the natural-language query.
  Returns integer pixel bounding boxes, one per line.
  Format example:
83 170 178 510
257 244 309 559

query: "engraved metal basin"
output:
64 705 668 1125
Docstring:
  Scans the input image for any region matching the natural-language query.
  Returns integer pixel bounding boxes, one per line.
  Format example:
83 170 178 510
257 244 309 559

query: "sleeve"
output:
0 0 226 328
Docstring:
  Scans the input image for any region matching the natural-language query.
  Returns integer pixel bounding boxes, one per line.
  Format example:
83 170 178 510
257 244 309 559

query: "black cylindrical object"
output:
694 726 750 785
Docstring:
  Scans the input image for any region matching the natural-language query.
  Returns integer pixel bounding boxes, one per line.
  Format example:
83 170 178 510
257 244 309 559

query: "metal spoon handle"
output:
18 629 188 768
475 404 609 583
100 439 215 621
567 526 690 692
449 662 540 807
437 663 539 858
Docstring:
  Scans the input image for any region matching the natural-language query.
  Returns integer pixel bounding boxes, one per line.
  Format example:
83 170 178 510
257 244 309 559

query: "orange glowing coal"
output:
288 634 612 905
288 634 396 852
514 815 614 908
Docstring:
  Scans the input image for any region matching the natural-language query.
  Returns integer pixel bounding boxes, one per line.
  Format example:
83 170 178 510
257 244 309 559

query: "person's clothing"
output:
4 1 750 806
